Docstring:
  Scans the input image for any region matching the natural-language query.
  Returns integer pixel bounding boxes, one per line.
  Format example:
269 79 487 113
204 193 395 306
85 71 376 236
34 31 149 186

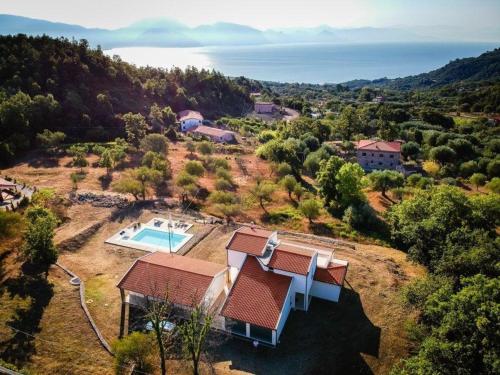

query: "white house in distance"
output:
221 227 348 346
117 252 227 337
355 140 403 172
254 102 276 114
189 125 236 143
178 110 203 132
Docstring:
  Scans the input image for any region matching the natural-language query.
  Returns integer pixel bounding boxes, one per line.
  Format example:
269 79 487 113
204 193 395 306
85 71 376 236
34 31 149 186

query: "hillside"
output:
0 34 253 162
343 47 500 90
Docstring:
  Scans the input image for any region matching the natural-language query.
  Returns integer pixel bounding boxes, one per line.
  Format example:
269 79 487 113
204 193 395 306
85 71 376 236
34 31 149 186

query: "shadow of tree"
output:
309 221 335 236
210 288 380 375
27 156 60 168
0 270 54 367
98 174 113 190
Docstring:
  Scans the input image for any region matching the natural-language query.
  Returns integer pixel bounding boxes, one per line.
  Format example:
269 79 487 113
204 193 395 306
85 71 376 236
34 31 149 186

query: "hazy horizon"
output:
1 0 499 40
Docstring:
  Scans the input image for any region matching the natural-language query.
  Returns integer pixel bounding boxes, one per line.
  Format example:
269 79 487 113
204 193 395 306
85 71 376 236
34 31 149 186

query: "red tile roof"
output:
356 140 401 153
221 257 292 330
314 262 348 286
178 110 203 121
118 253 226 306
226 227 274 256
267 243 314 275
190 125 234 138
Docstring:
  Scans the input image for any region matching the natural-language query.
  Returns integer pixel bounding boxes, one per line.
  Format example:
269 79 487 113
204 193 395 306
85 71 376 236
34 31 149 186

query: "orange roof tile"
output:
190 125 234 137
267 243 314 275
226 227 274 256
178 110 203 121
356 140 401 152
314 262 348 285
118 253 226 306
221 257 292 330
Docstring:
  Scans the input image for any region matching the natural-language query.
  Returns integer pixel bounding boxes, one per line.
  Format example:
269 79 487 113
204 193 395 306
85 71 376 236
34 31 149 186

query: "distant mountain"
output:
2 14 497 50
342 48 500 90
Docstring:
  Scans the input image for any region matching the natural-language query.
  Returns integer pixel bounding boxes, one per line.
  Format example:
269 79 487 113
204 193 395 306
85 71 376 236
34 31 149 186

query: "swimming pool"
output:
131 228 189 251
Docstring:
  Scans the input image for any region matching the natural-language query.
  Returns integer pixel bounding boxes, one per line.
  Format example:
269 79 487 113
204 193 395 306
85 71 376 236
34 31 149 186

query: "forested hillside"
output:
341 48 500 90
0 34 252 162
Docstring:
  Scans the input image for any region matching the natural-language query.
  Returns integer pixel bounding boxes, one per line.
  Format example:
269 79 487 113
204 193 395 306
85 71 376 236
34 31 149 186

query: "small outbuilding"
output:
178 110 204 132
189 125 236 143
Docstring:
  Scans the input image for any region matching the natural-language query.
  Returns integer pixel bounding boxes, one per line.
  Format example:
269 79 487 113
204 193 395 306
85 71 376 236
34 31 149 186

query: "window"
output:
371 153 374 156
390 163 393 166
225 318 246 336
370 160 374 163
389 154 394 158
362 152 366 156
378 162 382 165
250 324 273 343
379 154 383 157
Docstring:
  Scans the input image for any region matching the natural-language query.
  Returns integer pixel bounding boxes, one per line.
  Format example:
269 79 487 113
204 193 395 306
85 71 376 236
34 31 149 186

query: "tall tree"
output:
336 162 366 209
123 113 148 148
179 303 214 375
249 179 276 214
368 170 404 198
23 207 58 277
317 156 345 207
337 105 361 140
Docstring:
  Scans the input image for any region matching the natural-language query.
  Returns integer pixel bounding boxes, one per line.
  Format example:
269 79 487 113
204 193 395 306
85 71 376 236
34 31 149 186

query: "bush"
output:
215 178 233 191
440 177 457 186
184 161 205 176
140 134 169 154
215 168 234 185
275 162 292 178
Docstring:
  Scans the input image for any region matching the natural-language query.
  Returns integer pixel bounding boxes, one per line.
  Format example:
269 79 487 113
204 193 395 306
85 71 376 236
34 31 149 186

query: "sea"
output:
105 42 499 84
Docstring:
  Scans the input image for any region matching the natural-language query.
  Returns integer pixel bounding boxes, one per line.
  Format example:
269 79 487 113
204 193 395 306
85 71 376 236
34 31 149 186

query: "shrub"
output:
215 178 233 191
299 198 322 223
184 161 205 177
275 162 292 178
140 134 168 154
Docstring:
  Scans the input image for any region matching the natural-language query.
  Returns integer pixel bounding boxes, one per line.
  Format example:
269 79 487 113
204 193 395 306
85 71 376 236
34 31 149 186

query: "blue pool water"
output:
131 228 187 250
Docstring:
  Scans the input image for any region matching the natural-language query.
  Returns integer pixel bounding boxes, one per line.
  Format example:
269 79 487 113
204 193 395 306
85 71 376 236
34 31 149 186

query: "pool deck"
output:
105 218 194 253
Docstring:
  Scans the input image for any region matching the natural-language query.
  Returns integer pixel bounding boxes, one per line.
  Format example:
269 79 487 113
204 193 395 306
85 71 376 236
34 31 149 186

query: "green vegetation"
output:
112 332 155 375
0 34 252 163
386 186 500 374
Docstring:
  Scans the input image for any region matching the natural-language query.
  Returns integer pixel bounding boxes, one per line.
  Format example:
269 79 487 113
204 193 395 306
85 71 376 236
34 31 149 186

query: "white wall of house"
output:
276 283 293 342
310 281 342 302
357 150 401 171
227 250 247 269
180 118 202 132
271 252 316 310
272 269 306 310
203 271 227 307
227 250 247 283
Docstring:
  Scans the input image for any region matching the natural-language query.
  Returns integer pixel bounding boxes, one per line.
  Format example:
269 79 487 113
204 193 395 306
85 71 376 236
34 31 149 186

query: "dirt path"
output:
282 107 300 122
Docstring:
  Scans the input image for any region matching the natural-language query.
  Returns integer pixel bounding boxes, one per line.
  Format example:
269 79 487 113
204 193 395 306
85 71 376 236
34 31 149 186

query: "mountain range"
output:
1 14 499 49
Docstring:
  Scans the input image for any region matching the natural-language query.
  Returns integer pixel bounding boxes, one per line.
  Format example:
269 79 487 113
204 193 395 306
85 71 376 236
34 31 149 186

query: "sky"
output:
0 0 499 31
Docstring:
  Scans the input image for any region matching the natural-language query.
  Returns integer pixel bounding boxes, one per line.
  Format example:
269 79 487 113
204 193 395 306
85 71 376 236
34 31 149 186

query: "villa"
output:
178 110 204 132
221 227 348 346
116 225 348 346
355 139 403 172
